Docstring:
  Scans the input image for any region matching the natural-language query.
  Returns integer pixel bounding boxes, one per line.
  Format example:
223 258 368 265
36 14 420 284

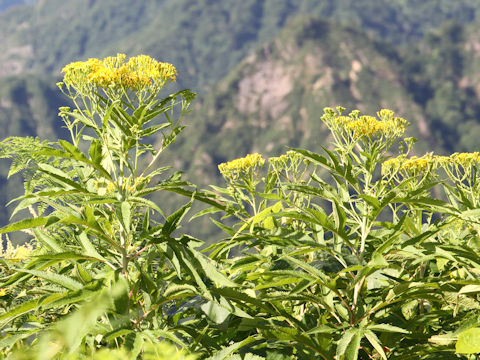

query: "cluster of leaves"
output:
2 57 480 359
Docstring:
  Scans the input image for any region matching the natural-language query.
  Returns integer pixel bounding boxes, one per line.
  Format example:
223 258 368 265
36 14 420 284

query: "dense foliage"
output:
1 56 480 359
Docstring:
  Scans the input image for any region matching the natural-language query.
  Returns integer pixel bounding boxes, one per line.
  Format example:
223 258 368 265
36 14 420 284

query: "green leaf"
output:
190 206 223 221
37 163 86 191
191 249 239 288
104 328 133 342
458 284 480 296
130 196 164 217
306 325 336 335
200 300 231 324
364 330 387 360
358 194 381 210
88 139 103 165
162 199 193 237
205 337 256 360
336 328 357 360
120 201 131 230
102 99 120 128
38 144 112 180
140 123 171 137
0 299 39 324
0 330 40 350
344 329 363 360
0 216 52 233
162 284 198 299
225 354 264 360
429 333 457 346
41 281 104 310
77 232 105 261
456 327 480 354
76 263 93 284
368 324 409 334
17 269 83 291
33 228 64 252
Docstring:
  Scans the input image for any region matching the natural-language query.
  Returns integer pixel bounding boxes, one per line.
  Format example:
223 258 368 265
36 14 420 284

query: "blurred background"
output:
0 0 479 240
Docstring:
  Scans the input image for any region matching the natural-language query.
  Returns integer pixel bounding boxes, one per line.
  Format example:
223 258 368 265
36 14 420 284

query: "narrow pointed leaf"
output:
18 269 82 291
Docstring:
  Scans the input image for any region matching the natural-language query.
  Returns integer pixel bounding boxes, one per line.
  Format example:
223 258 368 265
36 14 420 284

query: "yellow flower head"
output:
346 114 408 139
382 153 438 177
62 54 177 93
322 108 408 141
0 238 33 261
269 151 304 172
449 152 480 168
218 153 265 180
0 288 6 297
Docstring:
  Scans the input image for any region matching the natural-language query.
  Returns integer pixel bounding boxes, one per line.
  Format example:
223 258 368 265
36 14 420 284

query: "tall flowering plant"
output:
0 54 219 358
201 107 480 359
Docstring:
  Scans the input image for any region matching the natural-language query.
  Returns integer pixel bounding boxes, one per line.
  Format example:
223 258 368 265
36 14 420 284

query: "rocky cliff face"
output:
176 18 430 186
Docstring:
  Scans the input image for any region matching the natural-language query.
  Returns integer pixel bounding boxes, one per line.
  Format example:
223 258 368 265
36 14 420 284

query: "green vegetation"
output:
2 55 480 358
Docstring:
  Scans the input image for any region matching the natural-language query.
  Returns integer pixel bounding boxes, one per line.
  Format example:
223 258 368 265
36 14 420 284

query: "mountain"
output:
173 17 480 188
173 17 430 186
1 0 480 91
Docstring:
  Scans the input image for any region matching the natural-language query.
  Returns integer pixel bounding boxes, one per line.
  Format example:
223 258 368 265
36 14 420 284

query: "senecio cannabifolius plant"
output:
205 107 480 359
0 56 480 360
0 54 208 359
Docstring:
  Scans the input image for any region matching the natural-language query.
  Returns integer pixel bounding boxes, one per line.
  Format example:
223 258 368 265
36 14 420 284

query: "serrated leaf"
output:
191 249 238 288
162 200 192 237
88 139 103 165
33 228 64 252
0 217 50 234
429 333 457 346
365 330 387 360
0 299 39 323
77 232 105 261
458 284 480 296
0 330 40 350
37 163 85 191
18 269 82 291
336 328 357 359
130 196 164 217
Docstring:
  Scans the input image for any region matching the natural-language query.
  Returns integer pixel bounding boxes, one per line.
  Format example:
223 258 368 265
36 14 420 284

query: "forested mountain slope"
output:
2 0 480 232
1 0 480 90
173 17 429 186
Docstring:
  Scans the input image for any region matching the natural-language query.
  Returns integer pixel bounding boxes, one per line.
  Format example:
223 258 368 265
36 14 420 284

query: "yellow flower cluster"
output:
269 151 302 169
382 153 437 175
346 115 408 139
323 108 408 140
382 153 441 177
449 152 480 168
0 237 33 261
383 152 480 179
218 153 265 180
0 288 6 297
62 53 177 92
